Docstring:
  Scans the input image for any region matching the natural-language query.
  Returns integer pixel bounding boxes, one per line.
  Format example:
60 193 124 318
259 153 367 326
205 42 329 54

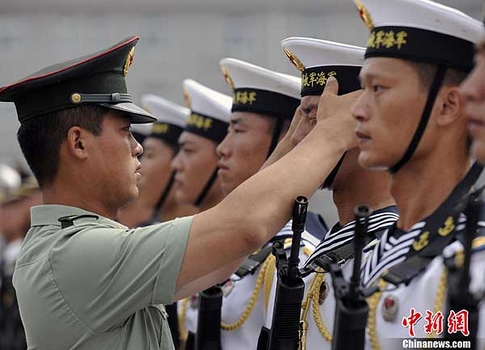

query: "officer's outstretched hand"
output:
316 76 362 151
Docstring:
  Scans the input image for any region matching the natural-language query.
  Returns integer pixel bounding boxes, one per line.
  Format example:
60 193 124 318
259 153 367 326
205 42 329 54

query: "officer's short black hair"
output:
408 61 471 151
17 105 108 188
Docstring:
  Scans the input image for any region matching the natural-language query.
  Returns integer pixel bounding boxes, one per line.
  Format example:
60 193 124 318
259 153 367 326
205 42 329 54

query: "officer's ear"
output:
435 85 462 126
65 126 89 160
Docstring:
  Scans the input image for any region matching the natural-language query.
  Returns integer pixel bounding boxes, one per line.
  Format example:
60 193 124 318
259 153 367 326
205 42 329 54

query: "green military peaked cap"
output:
0 36 155 124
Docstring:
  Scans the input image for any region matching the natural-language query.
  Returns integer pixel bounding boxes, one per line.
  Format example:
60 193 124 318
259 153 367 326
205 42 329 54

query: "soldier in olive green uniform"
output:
0 36 359 349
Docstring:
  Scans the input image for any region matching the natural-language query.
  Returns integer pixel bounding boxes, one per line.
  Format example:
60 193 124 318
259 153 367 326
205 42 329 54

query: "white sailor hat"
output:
141 94 188 146
219 58 301 119
281 37 365 96
353 0 482 72
0 164 21 192
130 123 153 145
0 174 39 205
182 79 231 144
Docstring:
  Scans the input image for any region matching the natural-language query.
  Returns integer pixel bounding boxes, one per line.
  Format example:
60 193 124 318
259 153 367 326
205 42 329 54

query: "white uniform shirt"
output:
359 210 485 350
365 240 485 350
267 207 399 350
179 221 320 350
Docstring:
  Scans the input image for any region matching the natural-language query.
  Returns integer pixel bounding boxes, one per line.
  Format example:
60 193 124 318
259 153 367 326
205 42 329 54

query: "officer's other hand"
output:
316 77 362 150
285 105 303 139
290 106 315 146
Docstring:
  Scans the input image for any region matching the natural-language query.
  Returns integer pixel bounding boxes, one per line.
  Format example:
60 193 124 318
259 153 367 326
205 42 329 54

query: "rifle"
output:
315 205 372 350
444 189 483 349
256 196 308 350
194 286 223 350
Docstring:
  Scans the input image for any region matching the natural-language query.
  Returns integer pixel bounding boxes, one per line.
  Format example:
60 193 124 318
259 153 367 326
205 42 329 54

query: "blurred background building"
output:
0 0 482 222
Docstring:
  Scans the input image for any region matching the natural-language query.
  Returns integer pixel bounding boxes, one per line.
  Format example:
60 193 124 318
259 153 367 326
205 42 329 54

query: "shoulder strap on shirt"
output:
383 163 484 286
58 214 99 229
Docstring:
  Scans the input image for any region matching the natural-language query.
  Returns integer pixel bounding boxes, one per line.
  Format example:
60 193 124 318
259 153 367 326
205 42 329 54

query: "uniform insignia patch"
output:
412 231 430 251
382 294 399 322
318 280 329 305
221 280 235 297
189 294 199 310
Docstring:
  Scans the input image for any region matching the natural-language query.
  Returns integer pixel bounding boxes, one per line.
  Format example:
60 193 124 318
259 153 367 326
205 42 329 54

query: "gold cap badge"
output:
123 47 135 77
70 93 82 104
221 67 235 90
354 0 374 31
283 48 305 72
183 90 192 109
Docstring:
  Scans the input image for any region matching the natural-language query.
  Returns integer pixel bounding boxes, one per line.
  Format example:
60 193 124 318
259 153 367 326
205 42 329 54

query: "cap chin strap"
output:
194 167 219 207
152 170 176 218
71 92 132 104
390 65 447 173
266 117 284 159
321 153 346 189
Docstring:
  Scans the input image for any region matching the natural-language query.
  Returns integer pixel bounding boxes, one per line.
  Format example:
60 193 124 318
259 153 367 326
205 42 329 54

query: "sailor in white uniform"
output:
216 58 318 350
264 37 399 350
175 80 232 346
178 63 320 350
351 0 485 348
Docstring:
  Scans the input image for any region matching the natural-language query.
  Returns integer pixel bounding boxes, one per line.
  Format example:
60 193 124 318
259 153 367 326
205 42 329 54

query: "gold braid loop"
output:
428 268 448 338
302 246 313 258
366 279 387 350
301 244 350 346
367 268 448 349
263 239 313 312
220 256 269 331
310 272 333 342
218 240 315 332
264 254 276 311
297 250 324 349
179 298 190 343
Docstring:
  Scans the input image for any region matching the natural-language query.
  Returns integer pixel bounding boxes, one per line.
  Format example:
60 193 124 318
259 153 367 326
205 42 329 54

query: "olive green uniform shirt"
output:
13 205 193 350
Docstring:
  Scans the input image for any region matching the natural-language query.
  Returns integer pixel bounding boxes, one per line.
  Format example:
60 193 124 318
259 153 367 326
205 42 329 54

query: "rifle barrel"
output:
288 196 308 279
